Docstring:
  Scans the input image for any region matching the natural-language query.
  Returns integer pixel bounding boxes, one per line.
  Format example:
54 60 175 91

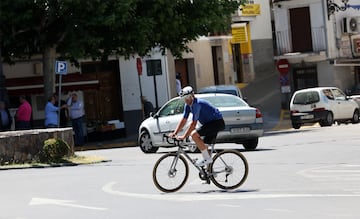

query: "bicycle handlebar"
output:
162 134 183 147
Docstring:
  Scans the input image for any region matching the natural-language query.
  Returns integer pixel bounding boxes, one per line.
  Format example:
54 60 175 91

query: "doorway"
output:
81 60 123 123
290 7 313 53
293 67 318 90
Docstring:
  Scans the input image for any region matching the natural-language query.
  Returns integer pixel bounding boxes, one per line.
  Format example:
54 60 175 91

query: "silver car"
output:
138 93 264 153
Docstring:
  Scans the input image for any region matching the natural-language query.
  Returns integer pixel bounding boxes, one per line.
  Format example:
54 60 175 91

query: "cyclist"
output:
169 86 225 167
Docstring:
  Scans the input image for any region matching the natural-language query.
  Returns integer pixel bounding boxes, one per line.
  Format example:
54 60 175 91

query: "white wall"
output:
251 0 273 40
119 48 170 111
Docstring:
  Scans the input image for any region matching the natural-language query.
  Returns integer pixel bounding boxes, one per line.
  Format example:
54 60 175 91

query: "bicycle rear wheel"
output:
209 150 248 190
152 153 189 193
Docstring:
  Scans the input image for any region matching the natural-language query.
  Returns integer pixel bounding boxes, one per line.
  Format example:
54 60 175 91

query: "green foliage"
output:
1 0 243 62
0 0 244 101
38 138 70 163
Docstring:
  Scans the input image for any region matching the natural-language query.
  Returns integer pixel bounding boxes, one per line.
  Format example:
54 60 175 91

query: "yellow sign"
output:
231 26 247 44
231 24 252 54
241 4 261 16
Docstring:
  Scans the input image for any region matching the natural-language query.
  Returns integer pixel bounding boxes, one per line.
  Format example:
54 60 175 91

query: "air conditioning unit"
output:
342 16 360 34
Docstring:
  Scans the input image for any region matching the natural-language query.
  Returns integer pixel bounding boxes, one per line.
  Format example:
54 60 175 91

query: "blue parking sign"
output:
55 61 67 75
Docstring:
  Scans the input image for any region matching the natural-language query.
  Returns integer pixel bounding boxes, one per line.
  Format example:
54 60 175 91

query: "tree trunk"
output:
43 46 56 102
0 34 10 105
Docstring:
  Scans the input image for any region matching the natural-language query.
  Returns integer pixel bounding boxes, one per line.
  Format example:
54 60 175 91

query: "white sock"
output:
201 150 210 160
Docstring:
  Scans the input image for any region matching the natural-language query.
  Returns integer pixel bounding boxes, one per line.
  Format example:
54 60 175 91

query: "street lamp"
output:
327 0 349 19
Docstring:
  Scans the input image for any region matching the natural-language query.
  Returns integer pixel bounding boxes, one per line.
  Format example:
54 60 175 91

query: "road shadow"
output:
179 189 259 195
264 129 313 137
156 148 275 154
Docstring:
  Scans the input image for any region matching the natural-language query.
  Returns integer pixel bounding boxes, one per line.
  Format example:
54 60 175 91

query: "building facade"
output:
272 0 360 107
2 36 236 136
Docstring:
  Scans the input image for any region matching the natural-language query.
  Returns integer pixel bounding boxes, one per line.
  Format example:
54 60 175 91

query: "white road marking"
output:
29 197 107 211
265 208 294 213
102 182 360 202
297 164 360 180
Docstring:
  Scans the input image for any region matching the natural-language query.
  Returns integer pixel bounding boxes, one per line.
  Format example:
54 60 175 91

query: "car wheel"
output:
139 130 159 153
292 122 301 129
320 111 333 127
243 138 258 150
352 109 360 124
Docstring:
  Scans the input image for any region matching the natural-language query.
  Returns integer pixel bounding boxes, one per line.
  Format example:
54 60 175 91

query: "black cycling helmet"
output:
179 86 194 98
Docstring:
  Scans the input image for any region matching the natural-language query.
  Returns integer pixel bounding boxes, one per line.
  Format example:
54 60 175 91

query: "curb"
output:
75 141 138 151
271 109 291 131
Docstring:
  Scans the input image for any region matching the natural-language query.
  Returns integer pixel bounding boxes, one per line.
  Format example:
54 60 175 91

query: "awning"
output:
333 59 360 66
6 73 100 96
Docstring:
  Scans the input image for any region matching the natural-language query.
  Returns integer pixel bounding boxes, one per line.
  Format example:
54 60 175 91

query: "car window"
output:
322 89 334 100
198 86 242 98
293 91 320 104
331 88 346 100
201 95 247 107
158 98 184 117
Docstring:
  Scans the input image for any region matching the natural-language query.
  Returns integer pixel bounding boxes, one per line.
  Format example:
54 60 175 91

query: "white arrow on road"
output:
29 197 107 211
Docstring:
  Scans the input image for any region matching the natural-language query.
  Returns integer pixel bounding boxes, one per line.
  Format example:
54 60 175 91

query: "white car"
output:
290 87 359 129
138 93 264 153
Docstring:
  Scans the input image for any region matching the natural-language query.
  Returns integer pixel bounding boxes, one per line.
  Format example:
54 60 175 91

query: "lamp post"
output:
327 0 349 19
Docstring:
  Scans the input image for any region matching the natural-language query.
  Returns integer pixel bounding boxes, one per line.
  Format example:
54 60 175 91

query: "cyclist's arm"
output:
169 118 187 137
179 120 197 140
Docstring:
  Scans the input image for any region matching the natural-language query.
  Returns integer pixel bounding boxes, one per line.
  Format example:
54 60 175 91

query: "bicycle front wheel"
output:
152 153 189 193
209 150 248 190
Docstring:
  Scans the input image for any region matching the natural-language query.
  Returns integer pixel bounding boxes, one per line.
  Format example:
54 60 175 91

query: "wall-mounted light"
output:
327 0 349 19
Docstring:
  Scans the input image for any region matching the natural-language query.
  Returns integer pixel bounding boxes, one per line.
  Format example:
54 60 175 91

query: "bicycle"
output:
152 134 249 193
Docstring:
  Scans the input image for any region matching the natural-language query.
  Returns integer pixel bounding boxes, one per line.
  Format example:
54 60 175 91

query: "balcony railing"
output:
275 26 326 56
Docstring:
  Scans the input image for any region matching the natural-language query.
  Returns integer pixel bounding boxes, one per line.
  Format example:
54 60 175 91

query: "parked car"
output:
197 85 244 99
138 93 263 153
290 87 359 129
350 94 360 108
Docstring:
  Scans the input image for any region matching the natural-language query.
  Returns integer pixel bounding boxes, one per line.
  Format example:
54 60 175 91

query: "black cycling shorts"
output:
197 119 225 144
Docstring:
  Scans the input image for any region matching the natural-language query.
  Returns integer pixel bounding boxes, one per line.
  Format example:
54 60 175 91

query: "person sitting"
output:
169 86 225 166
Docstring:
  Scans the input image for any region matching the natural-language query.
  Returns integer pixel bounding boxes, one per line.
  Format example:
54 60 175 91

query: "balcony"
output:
275 26 326 60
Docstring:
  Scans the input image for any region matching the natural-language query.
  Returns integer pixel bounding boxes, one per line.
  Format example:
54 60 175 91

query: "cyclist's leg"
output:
190 130 207 151
200 119 225 145
192 119 224 166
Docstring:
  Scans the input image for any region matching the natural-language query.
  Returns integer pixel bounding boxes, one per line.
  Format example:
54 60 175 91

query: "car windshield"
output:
201 95 247 107
293 91 320 104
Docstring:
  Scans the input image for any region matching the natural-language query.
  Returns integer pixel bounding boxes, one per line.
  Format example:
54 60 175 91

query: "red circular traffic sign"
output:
276 59 290 75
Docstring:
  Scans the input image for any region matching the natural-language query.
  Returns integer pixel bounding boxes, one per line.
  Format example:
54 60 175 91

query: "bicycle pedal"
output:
201 180 211 185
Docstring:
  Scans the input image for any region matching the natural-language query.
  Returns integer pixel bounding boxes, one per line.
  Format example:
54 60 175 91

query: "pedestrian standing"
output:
45 95 67 128
15 95 32 130
67 93 85 146
53 93 69 127
0 101 12 131
176 72 182 95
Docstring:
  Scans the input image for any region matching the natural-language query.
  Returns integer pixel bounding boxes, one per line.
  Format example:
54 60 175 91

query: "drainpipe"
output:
164 49 170 101
322 0 330 58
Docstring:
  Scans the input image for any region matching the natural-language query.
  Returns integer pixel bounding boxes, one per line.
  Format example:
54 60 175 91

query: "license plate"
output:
300 114 314 119
231 127 250 133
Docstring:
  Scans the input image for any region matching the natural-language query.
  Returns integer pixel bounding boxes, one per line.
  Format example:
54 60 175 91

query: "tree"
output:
1 0 243 101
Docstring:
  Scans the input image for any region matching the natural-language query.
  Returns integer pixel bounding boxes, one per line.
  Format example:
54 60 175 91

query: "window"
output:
202 96 247 108
293 91 320 104
322 89 334 100
332 88 346 101
158 99 184 117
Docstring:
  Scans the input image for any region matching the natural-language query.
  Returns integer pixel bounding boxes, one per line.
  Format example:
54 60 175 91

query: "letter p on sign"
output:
55 61 68 75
